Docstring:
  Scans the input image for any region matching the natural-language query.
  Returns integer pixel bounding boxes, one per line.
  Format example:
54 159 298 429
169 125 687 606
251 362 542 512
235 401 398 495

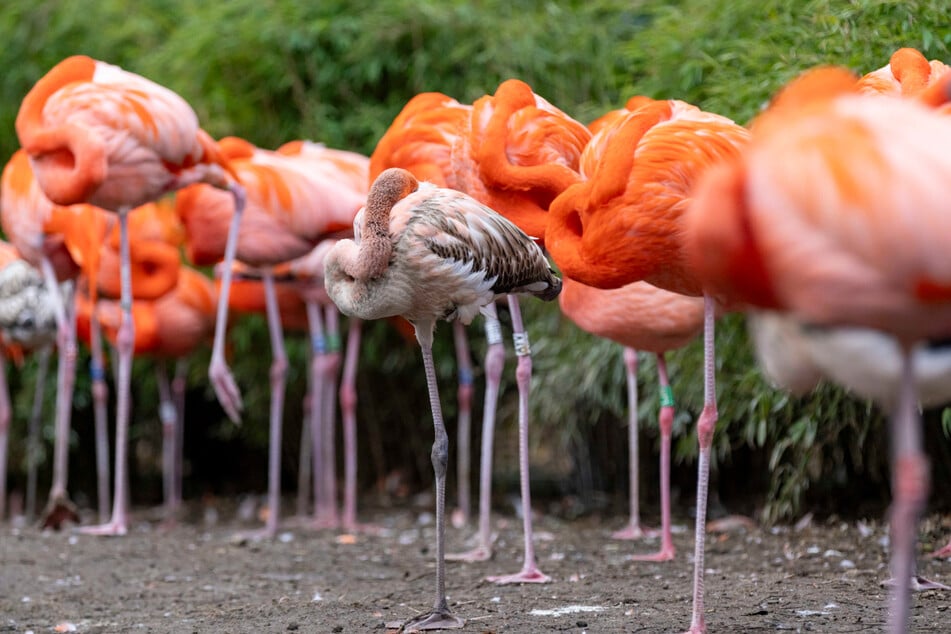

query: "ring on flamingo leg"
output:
631 353 676 562
79 210 136 537
485 295 551 585
447 304 504 563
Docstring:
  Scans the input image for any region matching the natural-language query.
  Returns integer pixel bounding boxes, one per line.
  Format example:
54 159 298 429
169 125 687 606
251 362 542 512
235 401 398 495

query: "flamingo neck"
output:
348 169 417 280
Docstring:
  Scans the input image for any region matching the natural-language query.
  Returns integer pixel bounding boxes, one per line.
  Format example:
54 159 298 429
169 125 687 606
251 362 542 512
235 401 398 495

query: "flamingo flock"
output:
0 47 948 633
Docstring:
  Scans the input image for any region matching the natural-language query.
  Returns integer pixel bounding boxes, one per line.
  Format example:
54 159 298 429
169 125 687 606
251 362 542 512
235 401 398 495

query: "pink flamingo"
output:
684 66 951 633
15 55 245 535
176 136 367 537
324 167 562 631
546 96 750 633
560 278 704 559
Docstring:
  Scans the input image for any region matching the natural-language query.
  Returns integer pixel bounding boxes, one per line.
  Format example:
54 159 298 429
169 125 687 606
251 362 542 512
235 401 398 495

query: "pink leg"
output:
321 306 341 523
89 310 112 522
448 304 503 562
81 210 136 536
155 361 179 523
632 353 676 562
0 350 9 521
296 372 313 519
451 320 474 528
613 348 658 540
684 296 718 633
340 318 375 533
209 185 247 423
39 258 79 529
394 321 464 631
886 346 931 632
171 359 187 513
306 301 337 529
262 270 288 537
25 346 51 521
486 296 551 584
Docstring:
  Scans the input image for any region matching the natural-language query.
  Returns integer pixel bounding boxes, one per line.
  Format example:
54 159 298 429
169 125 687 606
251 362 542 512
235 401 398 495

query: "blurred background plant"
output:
1 0 949 525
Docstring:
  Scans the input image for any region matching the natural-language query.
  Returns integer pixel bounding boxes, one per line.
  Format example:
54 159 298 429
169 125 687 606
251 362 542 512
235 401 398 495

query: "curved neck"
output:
347 170 415 280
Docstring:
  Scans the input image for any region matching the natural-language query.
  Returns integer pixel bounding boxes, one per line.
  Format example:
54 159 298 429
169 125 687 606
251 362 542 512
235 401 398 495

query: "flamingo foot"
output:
928 542 951 559
209 359 243 423
882 575 951 591
446 544 492 563
39 497 80 530
611 523 659 540
630 542 676 562
388 609 465 632
77 519 128 537
486 566 551 584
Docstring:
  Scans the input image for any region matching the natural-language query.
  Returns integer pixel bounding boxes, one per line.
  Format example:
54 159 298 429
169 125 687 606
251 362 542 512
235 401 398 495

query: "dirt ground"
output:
2 501 950 634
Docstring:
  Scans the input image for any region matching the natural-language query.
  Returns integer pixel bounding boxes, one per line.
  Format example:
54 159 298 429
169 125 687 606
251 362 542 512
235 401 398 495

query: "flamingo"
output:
0 241 62 522
175 136 367 537
15 55 244 535
369 92 484 529
372 80 590 583
546 95 750 633
560 278 704 559
858 47 950 103
0 148 115 527
684 66 951 633
220 240 372 533
324 167 562 631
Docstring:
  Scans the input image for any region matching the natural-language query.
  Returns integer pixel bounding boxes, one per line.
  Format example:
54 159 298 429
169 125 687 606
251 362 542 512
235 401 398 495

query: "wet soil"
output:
1 502 950 633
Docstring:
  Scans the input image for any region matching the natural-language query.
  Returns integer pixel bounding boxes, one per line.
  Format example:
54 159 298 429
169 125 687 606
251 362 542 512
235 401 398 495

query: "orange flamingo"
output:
0 148 113 527
684 66 951 634
560 278 704 559
324 167 562 631
370 92 483 529
15 55 244 536
546 96 750 633
858 47 950 102
0 241 61 521
372 80 590 584
176 136 367 537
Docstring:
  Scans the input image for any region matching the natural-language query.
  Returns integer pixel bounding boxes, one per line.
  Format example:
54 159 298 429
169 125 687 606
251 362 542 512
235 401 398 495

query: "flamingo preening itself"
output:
324 167 561 631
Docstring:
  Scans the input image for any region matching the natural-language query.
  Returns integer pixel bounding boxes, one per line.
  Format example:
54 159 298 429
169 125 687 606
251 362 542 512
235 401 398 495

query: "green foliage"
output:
0 0 948 522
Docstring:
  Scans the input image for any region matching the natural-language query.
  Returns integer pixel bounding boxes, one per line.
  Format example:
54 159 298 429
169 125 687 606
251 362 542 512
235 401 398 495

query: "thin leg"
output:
340 318 373 532
486 296 551 584
397 322 464 631
89 310 112 522
39 258 79 529
632 353 676 561
262 270 288 537
156 361 178 523
448 305 503 562
886 345 930 633
321 305 341 525
171 359 187 513
306 300 335 529
296 373 313 519
81 210 136 536
0 350 9 521
451 320 474 528
685 296 718 633
209 185 247 423
25 346 51 521
613 348 657 540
